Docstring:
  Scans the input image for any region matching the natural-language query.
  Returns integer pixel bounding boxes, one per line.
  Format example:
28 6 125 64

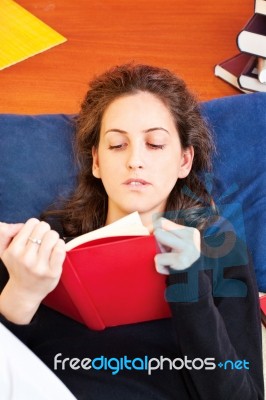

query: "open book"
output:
43 212 171 330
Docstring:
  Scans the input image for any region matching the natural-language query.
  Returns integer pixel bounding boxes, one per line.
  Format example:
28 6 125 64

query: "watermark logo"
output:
53 353 250 375
153 175 248 301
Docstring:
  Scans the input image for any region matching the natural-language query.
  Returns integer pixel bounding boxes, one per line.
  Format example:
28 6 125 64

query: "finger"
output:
155 252 192 274
154 228 184 252
49 239 66 275
0 223 24 254
155 219 201 251
155 253 179 274
153 217 187 233
38 230 60 264
25 221 51 256
154 256 170 275
11 218 40 248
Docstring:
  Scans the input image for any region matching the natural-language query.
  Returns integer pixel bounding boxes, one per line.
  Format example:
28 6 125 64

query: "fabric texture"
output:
0 93 265 291
0 114 77 222
201 93 266 293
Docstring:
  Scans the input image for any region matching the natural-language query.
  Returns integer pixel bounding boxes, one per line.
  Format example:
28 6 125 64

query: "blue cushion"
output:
0 114 77 222
0 93 265 291
201 93 266 292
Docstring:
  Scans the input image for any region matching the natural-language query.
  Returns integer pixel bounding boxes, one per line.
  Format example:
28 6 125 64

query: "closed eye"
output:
147 143 165 150
108 143 165 150
108 144 127 150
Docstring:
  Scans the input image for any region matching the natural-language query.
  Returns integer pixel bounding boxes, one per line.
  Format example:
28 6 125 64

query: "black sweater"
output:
0 221 264 400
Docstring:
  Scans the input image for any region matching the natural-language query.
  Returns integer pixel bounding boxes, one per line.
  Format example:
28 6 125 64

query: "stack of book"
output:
214 0 266 93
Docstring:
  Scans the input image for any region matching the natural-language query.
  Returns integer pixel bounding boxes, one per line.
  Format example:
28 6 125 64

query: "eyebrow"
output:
104 127 170 135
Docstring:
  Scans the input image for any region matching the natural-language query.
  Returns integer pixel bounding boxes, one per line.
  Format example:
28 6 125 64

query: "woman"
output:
0 64 264 399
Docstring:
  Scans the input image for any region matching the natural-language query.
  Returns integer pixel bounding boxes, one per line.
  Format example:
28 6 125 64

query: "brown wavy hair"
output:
45 63 216 235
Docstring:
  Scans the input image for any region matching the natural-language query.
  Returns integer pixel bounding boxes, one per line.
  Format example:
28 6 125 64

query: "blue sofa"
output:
0 93 265 292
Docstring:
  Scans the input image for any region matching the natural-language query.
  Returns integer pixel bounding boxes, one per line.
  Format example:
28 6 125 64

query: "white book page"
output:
255 0 266 15
65 212 149 251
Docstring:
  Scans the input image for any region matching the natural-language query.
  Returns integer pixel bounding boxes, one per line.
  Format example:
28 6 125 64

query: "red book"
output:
43 212 171 330
214 53 253 93
237 13 266 58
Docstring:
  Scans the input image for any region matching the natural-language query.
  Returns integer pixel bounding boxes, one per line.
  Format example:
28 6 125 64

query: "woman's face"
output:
92 91 194 227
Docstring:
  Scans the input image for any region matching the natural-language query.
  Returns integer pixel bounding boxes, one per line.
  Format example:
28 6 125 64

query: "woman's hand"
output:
0 218 66 324
0 222 24 257
153 218 201 275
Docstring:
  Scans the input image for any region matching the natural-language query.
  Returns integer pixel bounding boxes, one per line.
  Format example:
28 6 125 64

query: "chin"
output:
123 204 161 217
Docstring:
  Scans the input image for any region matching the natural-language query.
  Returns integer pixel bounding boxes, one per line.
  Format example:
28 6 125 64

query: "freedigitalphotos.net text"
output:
54 354 250 375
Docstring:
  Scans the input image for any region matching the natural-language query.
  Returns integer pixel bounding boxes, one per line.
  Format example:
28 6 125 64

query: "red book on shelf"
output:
43 212 171 330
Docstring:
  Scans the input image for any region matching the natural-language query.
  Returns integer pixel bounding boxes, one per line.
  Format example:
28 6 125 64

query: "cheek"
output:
97 153 124 185
154 161 181 193
154 152 181 175
97 148 112 171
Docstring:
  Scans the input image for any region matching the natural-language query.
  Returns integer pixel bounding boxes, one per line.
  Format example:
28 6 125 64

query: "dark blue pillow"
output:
201 93 266 292
0 114 77 222
0 93 265 291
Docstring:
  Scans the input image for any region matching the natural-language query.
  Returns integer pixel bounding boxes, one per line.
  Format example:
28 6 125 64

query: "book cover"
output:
255 0 266 15
237 13 266 58
0 0 67 71
214 53 252 93
238 56 266 92
43 213 171 330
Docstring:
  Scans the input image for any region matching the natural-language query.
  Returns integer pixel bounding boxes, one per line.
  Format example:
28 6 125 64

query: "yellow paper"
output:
0 0 67 70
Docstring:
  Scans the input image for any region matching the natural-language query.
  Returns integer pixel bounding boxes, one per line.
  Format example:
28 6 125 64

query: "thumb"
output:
0 222 24 256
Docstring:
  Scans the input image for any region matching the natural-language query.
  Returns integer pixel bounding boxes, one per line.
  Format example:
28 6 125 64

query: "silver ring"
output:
28 237 42 245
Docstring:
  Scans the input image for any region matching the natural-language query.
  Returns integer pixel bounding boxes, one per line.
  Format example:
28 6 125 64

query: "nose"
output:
126 144 144 170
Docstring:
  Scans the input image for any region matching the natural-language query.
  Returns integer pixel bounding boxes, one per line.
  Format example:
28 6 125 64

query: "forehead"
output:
101 91 176 130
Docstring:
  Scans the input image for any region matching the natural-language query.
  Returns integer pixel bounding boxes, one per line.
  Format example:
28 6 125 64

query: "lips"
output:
123 179 150 186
